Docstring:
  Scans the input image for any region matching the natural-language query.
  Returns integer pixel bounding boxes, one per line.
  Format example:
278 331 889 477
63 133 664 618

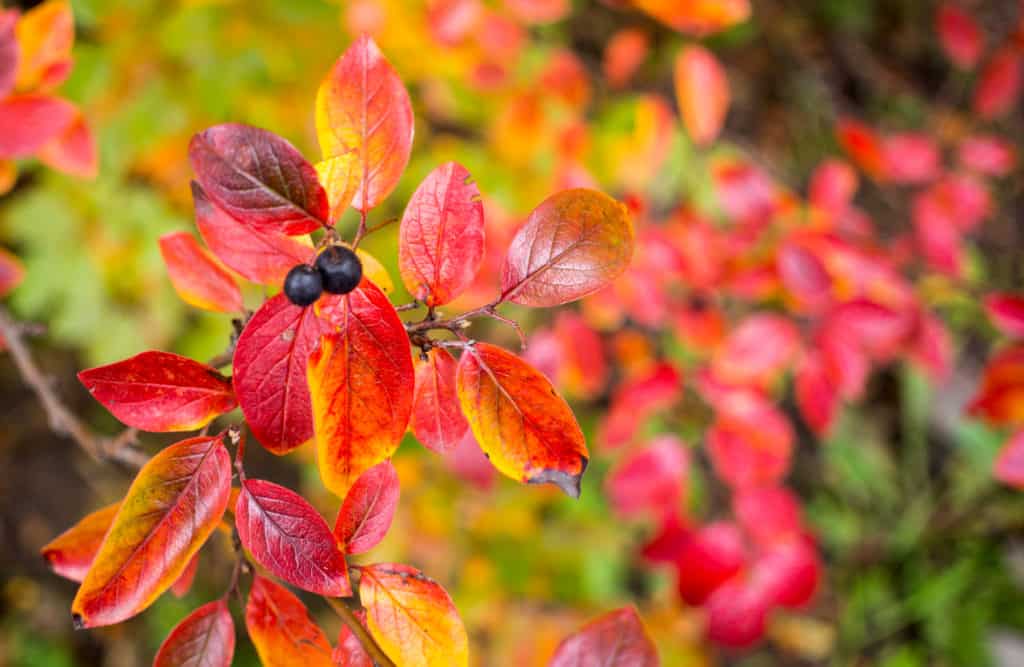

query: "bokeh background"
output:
3 0 1024 665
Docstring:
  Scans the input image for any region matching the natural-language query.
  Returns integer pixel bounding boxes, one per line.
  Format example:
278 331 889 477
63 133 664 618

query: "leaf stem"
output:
324 596 397 667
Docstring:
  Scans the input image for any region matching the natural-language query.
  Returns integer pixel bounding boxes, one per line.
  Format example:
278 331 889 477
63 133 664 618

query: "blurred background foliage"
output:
3 0 1024 666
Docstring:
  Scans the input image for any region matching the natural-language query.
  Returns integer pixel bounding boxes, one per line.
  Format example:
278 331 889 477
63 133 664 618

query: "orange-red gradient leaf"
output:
309 281 414 498
154 600 235 667
233 294 331 454
359 563 469 667
14 0 73 91
71 435 231 628
316 35 414 214
411 347 469 454
37 110 97 179
0 94 75 158
170 552 199 598
245 576 334 667
189 123 328 235
0 10 18 98
501 189 634 307
549 606 658 667
633 0 750 36
456 342 589 497
40 502 119 583
78 351 237 432
192 181 314 285
398 161 485 306
236 478 350 597
333 461 399 554
159 232 243 313
675 45 729 147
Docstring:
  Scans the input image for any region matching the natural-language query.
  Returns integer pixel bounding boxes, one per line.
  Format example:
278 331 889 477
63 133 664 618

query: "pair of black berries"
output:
284 245 362 306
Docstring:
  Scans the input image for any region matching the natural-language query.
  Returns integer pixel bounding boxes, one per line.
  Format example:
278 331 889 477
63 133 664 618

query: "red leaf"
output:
0 94 76 158
548 606 658 667
170 552 199 598
974 47 1022 120
501 188 634 307
959 135 1016 176
40 503 119 583
236 478 351 597
809 159 858 215
675 521 745 605
154 600 235 667
246 576 334 667
641 512 693 564
606 435 688 519
72 436 231 627
333 461 399 554
881 132 941 184
603 28 649 89
969 344 1024 425
733 486 803 547
159 231 243 313
0 245 25 298
398 161 485 306
796 351 839 436
994 430 1024 488
456 342 589 497
189 123 328 235
836 118 885 178
986 292 1024 338
908 310 954 382
309 281 415 498
704 576 771 648
754 539 820 610
777 241 832 311
937 3 984 69
674 45 730 146
333 610 373 667
411 347 469 454
192 182 313 286
233 294 331 454
316 35 414 214
826 299 914 360
707 399 794 489
37 110 97 179
78 351 236 432
0 10 18 98
710 314 801 390
602 362 682 447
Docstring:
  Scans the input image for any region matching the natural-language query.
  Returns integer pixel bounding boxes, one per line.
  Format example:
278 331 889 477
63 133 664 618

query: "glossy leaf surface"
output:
411 347 469 454
246 576 334 667
159 231 243 313
153 600 235 667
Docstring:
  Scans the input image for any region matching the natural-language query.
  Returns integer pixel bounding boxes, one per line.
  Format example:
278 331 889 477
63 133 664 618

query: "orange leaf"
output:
36 109 96 178
309 280 414 497
633 0 750 36
246 575 334 667
359 563 468 667
0 10 18 98
456 342 588 497
316 35 414 214
154 600 235 667
40 502 119 583
411 347 469 454
14 0 73 92
501 189 634 307
71 435 232 627
675 45 730 147
159 231 243 313
78 351 237 432
549 606 658 666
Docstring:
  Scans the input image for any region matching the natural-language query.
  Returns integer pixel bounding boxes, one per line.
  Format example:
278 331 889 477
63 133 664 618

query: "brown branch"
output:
325 596 397 667
0 305 146 468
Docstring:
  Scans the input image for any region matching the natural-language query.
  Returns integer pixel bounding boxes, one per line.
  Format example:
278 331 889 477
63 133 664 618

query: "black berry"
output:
283 264 323 306
316 245 363 295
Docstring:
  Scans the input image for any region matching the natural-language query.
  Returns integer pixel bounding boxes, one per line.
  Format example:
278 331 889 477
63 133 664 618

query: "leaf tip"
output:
529 455 588 499
71 613 85 630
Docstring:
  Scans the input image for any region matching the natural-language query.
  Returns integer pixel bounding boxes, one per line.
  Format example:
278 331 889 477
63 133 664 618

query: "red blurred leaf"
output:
189 123 328 235
309 281 414 497
710 314 801 389
881 132 941 184
826 299 915 360
606 435 688 519
551 311 608 399
986 292 1024 338
675 521 745 605
316 35 414 214
456 342 589 497
72 435 231 627
333 610 373 667
0 94 76 158
974 47 1022 120
808 159 858 216
937 3 984 69
603 362 682 447
159 231 243 313
796 351 840 436
154 600 235 667
548 606 658 667
427 0 481 46
711 156 779 223
398 162 485 306
603 28 649 89
707 398 794 489
969 344 1024 425
37 110 96 179
959 135 1016 176
908 310 954 382
236 478 350 597
78 351 236 432
246 575 334 667
501 188 634 307
994 430 1024 488
442 430 497 491
0 10 18 98
674 45 730 147
360 563 469 667
836 118 886 178
704 576 771 648
411 347 469 454
0 246 24 298
170 552 199 598
641 512 692 564
192 182 313 285
733 486 803 547
333 461 399 554
233 294 331 454
754 539 820 610
777 241 832 311
40 502 119 582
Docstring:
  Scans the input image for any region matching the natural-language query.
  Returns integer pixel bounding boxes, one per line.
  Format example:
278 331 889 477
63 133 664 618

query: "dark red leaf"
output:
154 600 235 667
675 521 745 605
974 47 1022 120
937 3 984 69
333 461 399 554
548 606 658 667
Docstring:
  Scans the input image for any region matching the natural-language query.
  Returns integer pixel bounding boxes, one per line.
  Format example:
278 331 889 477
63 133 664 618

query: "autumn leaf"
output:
78 351 237 432
235 478 351 596
14 0 73 91
974 47 1022 121
411 347 469 454
154 600 235 667
501 189 634 307
189 123 328 235
0 245 25 298
40 503 119 582
632 0 750 36
548 606 659 667
246 576 334 667
37 110 96 179
0 10 18 98
309 280 414 498
985 292 1024 339
71 435 231 627
159 231 243 313
0 94 76 158
192 182 313 286
937 3 983 69
333 461 399 554
333 611 373 667
398 161 485 306
456 342 588 497
316 35 414 214
603 28 649 89
359 563 469 667
968 344 1024 425
170 552 199 598
994 430 1024 489
233 294 331 454
674 45 729 147
959 135 1016 176
605 435 688 519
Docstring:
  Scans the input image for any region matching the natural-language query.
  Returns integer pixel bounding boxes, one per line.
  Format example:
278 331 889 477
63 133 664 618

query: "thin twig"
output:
325 596 397 667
